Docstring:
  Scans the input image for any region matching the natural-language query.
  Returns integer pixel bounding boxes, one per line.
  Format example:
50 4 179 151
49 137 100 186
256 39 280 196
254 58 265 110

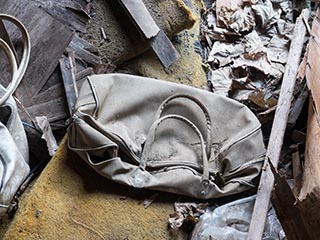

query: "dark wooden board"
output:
34 0 89 33
59 53 78 117
0 0 74 105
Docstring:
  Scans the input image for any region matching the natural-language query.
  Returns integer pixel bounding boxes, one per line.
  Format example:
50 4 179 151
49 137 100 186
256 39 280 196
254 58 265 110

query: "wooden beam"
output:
0 0 74 102
247 9 309 240
66 34 101 66
59 53 78 117
306 8 320 113
270 160 311 240
298 8 320 239
34 0 89 33
296 99 320 239
118 0 180 68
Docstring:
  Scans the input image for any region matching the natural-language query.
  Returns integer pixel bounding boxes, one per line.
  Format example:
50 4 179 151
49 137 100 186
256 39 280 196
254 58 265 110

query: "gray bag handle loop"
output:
0 14 30 106
140 114 210 180
154 94 212 157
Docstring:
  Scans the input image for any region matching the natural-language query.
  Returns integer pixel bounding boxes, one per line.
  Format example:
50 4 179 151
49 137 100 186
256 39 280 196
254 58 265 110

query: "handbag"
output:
68 74 265 199
0 14 30 216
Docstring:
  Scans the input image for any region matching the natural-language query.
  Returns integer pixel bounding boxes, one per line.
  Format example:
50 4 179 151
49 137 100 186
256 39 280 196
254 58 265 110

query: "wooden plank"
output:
59 53 78 117
66 34 101 66
118 0 180 68
287 83 309 128
0 0 74 103
297 8 320 237
67 34 99 54
120 0 160 38
306 8 320 113
26 98 69 122
34 0 89 33
247 9 310 240
292 150 303 197
297 99 320 239
270 160 311 240
149 29 181 68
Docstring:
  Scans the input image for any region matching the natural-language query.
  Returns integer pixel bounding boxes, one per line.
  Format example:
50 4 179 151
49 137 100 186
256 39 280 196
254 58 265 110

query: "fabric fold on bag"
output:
68 73 265 199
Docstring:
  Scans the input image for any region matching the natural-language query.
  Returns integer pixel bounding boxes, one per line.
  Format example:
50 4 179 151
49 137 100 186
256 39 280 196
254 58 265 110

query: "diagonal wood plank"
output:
0 0 73 105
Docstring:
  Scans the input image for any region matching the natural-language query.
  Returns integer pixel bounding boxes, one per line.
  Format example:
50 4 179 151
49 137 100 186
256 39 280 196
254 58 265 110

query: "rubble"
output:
0 0 320 239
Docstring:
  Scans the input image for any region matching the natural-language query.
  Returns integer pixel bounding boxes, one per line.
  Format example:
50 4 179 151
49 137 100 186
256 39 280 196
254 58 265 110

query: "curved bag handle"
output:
154 94 212 157
141 114 210 180
0 14 30 105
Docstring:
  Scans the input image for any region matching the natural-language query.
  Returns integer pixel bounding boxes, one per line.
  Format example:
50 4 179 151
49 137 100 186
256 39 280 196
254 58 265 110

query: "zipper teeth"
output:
0 154 6 192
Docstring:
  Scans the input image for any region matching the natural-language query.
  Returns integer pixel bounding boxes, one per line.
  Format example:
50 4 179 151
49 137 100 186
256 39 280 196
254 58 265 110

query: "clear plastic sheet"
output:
191 195 285 240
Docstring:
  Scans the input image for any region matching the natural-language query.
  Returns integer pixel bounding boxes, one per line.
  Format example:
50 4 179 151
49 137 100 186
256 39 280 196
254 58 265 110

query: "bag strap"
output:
140 114 209 180
0 14 30 106
153 94 212 157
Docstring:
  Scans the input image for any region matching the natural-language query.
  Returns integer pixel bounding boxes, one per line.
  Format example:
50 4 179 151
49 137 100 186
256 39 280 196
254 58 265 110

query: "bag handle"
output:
154 94 212 157
140 114 209 180
0 14 30 105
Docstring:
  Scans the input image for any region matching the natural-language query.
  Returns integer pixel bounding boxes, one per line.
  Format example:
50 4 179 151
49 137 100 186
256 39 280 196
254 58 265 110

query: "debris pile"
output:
0 0 320 239
200 0 299 124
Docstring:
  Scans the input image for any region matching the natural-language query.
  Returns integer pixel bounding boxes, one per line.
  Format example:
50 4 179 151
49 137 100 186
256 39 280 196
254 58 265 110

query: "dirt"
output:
83 0 196 64
2 137 188 240
117 0 206 87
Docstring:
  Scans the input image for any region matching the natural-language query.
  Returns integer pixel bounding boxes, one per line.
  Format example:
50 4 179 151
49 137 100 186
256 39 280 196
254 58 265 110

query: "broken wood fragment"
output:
306 7 320 113
118 0 180 68
270 160 311 240
292 150 303 197
100 27 107 40
35 116 58 156
298 8 320 238
0 0 74 102
59 53 78 117
297 98 320 239
35 0 89 33
67 34 101 66
248 9 310 240
149 29 181 68
288 84 309 128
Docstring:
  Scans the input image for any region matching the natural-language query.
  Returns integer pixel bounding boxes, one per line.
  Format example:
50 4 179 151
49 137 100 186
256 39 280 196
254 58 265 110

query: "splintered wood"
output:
298 7 320 240
118 0 180 68
248 9 310 240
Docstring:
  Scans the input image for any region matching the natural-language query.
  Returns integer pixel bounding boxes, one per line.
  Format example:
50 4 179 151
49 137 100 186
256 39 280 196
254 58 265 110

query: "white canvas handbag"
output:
0 14 30 216
68 74 266 199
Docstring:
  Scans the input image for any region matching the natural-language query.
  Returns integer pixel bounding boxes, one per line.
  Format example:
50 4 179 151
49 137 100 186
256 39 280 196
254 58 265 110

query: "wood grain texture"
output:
297 9 320 239
306 8 320 113
297 99 320 239
118 0 180 67
59 53 78 117
0 0 73 103
34 0 89 33
248 9 309 240
271 161 310 240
